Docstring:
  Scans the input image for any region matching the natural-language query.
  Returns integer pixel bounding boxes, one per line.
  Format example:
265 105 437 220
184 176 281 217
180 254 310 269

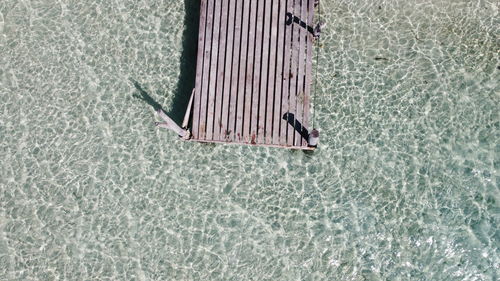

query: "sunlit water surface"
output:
1 0 498 280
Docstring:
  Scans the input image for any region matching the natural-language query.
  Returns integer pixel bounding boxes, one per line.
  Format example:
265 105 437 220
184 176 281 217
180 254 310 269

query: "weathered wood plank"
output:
190 138 315 150
265 0 280 144
251 0 264 143
272 0 286 144
199 0 215 140
287 0 300 146
294 0 307 146
243 0 258 143
257 0 272 143
213 0 229 141
236 0 251 142
280 0 293 145
302 0 315 146
220 0 237 141
192 0 208 139
228 0 244 141
206 0 222 140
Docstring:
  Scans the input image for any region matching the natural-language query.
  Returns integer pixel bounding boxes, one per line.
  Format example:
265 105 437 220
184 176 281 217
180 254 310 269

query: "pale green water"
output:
1 0 499 280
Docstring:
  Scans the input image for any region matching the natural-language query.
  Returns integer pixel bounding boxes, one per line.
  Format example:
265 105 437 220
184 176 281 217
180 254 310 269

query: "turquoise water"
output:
1 0 498 280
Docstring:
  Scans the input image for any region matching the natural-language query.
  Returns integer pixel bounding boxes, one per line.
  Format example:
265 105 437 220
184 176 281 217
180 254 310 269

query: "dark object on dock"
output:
284 12 324 39
189 0 318 150
308 129 319 147
312 22 324 39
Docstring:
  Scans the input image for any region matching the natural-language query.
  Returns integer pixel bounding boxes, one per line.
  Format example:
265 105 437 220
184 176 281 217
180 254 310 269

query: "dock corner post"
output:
308 129 319 147
182 129 191 140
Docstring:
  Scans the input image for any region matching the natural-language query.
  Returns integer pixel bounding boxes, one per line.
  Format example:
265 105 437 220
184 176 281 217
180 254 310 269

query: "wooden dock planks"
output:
192 0 315 149
272 0 286 145
242 0 258 143
213 0 229 141
303 0 315 147
192 0 208 141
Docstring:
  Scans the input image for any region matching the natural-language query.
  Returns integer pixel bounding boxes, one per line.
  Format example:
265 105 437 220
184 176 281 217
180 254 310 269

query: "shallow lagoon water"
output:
1 0 498 280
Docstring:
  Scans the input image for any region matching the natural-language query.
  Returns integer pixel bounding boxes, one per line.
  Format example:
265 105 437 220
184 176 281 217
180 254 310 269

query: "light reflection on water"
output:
1 0 498 280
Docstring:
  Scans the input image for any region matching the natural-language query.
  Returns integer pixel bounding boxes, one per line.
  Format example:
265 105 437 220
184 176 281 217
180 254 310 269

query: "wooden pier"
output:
189 0 317 150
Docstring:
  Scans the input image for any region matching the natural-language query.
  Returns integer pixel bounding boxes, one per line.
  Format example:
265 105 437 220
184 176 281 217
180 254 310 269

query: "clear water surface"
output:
1 0 498 280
